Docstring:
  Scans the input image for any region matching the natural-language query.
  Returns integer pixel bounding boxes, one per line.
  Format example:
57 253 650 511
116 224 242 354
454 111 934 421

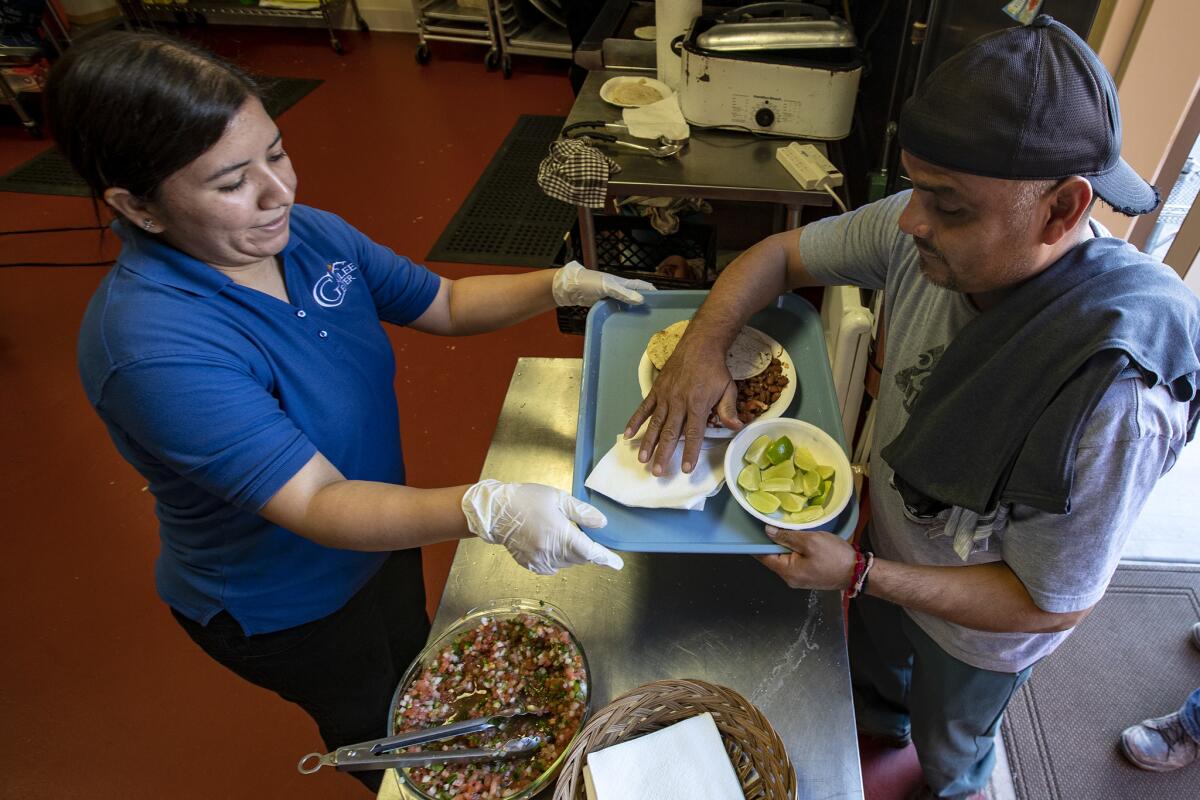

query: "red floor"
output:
0 26 919 799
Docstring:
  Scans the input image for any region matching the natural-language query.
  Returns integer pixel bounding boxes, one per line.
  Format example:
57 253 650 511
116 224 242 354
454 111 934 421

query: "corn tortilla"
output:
646 320 772 380
611 80 663 106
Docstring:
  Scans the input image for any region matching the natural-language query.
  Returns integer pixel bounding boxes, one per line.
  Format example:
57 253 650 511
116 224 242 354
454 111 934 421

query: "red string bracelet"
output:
847 544 866 596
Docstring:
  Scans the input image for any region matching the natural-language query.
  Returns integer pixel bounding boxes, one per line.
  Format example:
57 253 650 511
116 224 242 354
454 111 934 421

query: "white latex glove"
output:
552 260 656 307
461 479 624 575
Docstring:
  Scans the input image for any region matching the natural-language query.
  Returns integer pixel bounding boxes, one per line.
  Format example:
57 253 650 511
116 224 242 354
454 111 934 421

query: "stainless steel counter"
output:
380 358 863 800
575 0 656 72
566 70 832 269
569 70 835 207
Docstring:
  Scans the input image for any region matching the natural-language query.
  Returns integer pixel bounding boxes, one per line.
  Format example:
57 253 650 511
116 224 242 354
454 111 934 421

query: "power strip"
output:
775 142 844 190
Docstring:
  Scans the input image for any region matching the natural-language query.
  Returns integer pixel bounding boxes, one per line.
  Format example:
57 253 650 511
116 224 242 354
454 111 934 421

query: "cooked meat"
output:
707 357 787 427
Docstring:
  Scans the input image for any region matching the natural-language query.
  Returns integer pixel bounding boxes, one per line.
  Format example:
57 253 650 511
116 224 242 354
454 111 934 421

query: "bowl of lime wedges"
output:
723 417 853 531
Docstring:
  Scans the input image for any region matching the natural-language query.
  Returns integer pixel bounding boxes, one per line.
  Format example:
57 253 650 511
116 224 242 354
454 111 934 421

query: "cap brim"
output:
1090 157 1160 216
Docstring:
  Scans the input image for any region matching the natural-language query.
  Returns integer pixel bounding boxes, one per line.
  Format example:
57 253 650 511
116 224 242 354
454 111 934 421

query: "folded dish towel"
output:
623 95 690 142
584 430 725 510
537 139 622 209
585 712 745 800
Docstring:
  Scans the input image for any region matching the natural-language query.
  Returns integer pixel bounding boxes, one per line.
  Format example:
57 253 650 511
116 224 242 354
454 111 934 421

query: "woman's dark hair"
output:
46 31 260 201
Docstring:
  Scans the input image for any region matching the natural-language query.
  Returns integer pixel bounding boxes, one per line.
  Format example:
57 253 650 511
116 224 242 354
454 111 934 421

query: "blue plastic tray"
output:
572 291 858 554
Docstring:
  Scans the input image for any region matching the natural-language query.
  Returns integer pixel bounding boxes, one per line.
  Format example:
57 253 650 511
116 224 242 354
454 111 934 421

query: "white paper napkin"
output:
584 431 725 510
586 712 745 800
623 95 690 142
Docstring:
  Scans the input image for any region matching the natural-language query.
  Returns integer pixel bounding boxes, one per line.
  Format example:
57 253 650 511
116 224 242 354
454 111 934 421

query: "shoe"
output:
1191 622 1200 651
858 728 911 749
1120 711 1200 772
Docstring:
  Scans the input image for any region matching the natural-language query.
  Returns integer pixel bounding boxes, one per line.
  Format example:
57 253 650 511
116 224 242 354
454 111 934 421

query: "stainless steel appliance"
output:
676 3 863 139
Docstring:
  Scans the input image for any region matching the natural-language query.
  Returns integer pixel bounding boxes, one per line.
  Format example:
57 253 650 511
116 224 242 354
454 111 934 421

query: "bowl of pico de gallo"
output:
388 598 591 800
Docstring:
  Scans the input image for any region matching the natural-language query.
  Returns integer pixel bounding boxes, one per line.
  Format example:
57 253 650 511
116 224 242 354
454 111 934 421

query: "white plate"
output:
599 76 673 108
637 327 797 439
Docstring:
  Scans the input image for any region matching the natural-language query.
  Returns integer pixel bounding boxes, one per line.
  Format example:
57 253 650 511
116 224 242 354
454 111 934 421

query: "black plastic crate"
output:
556 215 716 334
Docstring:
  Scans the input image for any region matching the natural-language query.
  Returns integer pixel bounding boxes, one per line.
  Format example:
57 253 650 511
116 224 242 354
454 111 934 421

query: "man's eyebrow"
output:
203 131 283 183
910 179 963 200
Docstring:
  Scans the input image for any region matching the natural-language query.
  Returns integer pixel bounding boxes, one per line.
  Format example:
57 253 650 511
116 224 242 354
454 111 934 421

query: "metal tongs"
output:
297 709 543 774
562 120 687 158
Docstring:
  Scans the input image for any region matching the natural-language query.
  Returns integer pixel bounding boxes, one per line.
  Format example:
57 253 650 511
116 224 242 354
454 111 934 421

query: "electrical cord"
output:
1 260 115 268
0 224 106 236
0 224 114 268
825 184 849 213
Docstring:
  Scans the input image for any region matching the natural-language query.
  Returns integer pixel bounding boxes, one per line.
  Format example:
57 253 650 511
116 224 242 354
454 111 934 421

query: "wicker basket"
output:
553 679 796 800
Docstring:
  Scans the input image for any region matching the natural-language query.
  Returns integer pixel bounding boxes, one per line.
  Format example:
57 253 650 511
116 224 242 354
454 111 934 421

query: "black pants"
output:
172 549 431 792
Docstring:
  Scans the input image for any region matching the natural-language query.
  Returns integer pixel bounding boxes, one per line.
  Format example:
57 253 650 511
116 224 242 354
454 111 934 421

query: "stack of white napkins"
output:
584 431 725 510
582 712 745 800
623 95 690 142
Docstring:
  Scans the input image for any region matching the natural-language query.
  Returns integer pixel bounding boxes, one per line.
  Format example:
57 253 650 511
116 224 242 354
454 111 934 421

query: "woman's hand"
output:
461 480 624 575
756 527 857 590
552 261 656 307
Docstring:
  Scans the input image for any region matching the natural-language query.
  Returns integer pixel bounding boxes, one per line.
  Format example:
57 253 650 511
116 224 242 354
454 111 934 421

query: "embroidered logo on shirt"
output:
894 344 946 413
312 261 358 308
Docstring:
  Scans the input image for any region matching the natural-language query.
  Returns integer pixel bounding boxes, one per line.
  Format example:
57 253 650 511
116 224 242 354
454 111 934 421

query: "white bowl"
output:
723 417 853 531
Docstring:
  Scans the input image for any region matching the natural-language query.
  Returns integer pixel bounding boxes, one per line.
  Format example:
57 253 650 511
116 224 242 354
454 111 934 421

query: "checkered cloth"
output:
536 139 621 209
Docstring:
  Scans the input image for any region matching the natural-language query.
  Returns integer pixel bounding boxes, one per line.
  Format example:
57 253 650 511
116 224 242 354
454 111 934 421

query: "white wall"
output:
1093 0 1200 239
355 0 416 33
59 0 120 23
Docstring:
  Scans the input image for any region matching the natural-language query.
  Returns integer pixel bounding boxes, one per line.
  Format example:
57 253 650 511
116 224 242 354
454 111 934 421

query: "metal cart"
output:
491 0 570 78
0 0 71 138
410 0 501 70
117 0 368 55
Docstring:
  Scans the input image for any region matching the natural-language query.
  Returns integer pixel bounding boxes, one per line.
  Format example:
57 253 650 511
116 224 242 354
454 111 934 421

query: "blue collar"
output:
113 219 302 297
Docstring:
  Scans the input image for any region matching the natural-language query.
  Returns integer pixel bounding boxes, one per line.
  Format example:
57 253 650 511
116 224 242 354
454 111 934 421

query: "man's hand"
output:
756 527 857 590
624 331 741 476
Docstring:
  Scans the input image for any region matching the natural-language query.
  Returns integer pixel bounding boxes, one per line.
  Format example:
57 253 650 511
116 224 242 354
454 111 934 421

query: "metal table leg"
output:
785 204 802 230
577 206 597 269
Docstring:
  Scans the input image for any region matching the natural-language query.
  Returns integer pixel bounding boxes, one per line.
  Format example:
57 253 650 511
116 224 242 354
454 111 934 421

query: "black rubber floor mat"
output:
425 114 575 268
0 76 322 197
1001 563 1200 800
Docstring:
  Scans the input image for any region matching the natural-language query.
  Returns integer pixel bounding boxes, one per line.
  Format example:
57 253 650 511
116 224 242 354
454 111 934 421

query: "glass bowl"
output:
387 598 591 800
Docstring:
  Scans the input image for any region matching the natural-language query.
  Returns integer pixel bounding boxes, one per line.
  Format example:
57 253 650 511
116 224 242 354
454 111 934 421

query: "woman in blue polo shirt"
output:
47 32 650 791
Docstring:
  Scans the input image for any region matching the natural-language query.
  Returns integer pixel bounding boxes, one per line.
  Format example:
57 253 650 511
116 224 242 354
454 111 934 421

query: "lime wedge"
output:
787 507 825 524
775 492 807 513
736 464 761 492
743 435 772 466
759 478 794 493
765 435 795 465
746 491 781 515
793 447 818 471
761 460 796 481
801 470 820 496
816 465 835 480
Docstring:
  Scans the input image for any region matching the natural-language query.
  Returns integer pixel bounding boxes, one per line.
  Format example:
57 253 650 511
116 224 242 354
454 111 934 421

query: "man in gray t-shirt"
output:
800 190 1187 675
626 18 1199 800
